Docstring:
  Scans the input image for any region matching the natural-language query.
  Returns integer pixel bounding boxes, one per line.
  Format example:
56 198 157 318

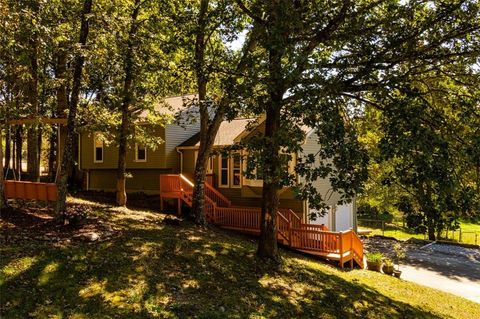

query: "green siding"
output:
88 168 172 194
80 126 167 170
182 149 197 174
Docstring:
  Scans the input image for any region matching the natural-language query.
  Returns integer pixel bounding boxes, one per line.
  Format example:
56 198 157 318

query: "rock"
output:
163 216 183 226
74 232 100 242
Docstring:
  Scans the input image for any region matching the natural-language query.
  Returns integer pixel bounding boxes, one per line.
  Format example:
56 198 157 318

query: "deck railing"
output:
160 174 364 268
3 180 58 201
291 228 340 253
204 181 231 207
277 211 291 244
214 206 262 230
160 174 182 194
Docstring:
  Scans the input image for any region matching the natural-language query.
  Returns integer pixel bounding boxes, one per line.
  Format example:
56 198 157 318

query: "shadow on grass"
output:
0 209 459 319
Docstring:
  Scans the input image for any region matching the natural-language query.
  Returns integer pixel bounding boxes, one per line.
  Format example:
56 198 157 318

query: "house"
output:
79 95 357 233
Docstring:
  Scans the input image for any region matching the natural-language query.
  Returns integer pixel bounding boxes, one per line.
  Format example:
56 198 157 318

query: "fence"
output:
441 228 479 245
358 218 479 245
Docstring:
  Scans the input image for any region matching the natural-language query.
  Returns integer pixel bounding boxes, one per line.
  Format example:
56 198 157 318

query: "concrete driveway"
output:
401 243 480 303
364 237 480 304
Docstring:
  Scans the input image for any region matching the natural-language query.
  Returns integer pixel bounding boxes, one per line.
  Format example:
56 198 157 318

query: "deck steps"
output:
160 174 364 269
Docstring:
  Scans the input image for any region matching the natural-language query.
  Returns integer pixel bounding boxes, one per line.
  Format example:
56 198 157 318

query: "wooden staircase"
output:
160 174 364 269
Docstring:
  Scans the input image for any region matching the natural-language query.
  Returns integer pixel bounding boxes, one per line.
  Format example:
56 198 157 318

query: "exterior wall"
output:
165 122 201 172
87 168 172 194
180 148 305 214
299 131 356 229
80 126 167 170
182 149 197 174
298 131 342 206
334 203 354 231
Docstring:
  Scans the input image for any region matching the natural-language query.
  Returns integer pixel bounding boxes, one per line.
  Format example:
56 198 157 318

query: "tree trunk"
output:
47 128 57 181
55 48 68 184
191 121 222 223
14 126 23 180
55 0 93 215
257 103 282 261
4 126 11 173
26 26 40 182
190 0 210 224
427 220 436 241
0 125 6 212
116 0 140 207
257 8 285 260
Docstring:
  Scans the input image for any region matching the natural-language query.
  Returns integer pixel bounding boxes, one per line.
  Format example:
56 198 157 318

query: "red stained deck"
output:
160 174 364 268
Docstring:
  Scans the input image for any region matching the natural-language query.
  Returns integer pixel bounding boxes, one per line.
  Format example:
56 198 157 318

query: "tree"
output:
91 0 187 207
371 70 480 240
115 0 142 206
235 0 479 260
173 0 256 225
0 124 6 212
55 0 93 214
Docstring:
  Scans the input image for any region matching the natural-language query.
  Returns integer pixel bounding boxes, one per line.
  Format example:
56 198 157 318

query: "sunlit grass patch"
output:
1 256 38 285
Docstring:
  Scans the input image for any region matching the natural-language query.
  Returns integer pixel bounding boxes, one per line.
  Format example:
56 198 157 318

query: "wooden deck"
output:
160 174 364 268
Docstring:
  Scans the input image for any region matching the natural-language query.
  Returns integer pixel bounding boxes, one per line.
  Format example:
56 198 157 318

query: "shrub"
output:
366 252 383 263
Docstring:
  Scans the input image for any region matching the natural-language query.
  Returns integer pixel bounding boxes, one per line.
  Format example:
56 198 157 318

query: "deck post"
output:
350 231 354 269
177 198 181 216
339 234 344 268
160 196 163 212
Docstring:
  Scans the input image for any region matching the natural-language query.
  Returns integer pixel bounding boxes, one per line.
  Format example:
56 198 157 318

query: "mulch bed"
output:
362 235 422 259
1 201 119 244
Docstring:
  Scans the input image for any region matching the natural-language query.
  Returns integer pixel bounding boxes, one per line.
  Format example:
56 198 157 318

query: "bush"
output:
366 252 384 263
357 203 394 222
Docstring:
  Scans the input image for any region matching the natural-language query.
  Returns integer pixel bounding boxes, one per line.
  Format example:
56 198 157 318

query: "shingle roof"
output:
139 94 198 118
177 118 255 147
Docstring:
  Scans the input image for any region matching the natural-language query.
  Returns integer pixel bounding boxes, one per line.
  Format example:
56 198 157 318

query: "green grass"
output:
358 219 480 245
452 221 480 245
1 199 479 319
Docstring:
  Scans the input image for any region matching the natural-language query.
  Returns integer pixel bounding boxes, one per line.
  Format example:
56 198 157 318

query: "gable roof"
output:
177 118 255 148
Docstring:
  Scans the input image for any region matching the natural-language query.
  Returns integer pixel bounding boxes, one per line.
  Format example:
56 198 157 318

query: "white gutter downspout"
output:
176 148 183 173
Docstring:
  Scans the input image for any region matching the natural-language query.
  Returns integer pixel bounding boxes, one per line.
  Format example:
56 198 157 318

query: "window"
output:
135 144 147 162
243 153 263 187
231 153 241 187
94 133 104 163
219 155 229 187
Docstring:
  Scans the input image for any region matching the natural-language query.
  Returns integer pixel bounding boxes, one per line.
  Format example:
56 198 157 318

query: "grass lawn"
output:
359 220 480 245
1 198 479 319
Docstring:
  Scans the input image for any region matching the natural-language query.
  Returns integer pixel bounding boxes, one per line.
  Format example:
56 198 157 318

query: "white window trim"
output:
218 154 230 188
134 143 147 162
230 153 242 188
93 132 104 163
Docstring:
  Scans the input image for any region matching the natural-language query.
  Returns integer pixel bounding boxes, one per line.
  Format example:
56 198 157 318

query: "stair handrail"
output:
180 174 231 207
205 181 231 207
351 230 364 267
277 211 291 245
